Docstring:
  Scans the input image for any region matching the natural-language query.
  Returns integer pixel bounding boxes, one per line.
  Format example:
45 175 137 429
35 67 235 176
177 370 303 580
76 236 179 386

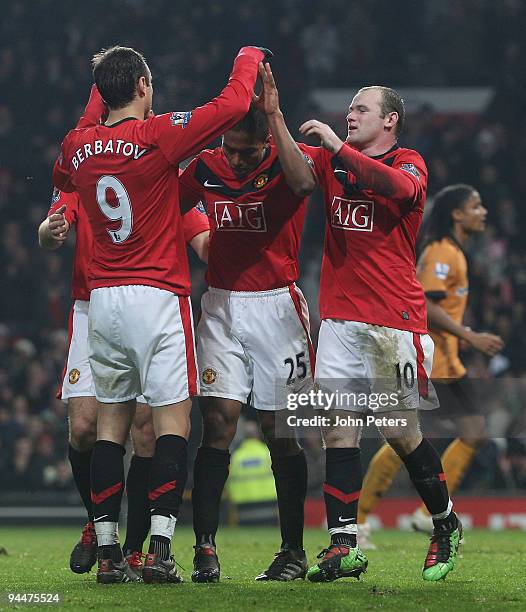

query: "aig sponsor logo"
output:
330 197 374 232
214 201 267 232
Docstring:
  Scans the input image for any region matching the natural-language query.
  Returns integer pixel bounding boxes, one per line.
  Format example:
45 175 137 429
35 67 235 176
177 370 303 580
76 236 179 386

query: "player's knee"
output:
202 409 238 448
386 434 422 457
131 421 156 457
69 417 97 452
323 423 361 448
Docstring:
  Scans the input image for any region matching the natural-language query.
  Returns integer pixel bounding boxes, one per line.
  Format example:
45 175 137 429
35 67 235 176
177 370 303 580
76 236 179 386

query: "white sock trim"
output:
150 514 177 540
329 524 358 536
432 499 453 521
94 521 119 546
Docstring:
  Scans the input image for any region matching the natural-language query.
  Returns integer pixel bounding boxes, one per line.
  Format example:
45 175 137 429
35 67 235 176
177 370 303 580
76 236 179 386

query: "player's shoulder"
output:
60 127 80 150
299 143 328 158
421 238 459 263
393 147 427 169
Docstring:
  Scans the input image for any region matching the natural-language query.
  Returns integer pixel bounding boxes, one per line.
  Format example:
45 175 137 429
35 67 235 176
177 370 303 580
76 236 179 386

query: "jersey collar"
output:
103 117 139 128
370 143 399 160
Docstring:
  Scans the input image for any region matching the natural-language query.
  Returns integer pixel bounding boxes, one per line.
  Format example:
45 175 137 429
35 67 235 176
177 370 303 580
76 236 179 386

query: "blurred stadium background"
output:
1 0 525 530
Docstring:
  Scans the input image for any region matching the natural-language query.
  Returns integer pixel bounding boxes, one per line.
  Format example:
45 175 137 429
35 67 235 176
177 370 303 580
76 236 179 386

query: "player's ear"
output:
137 76 148 98
385 111 398 130
451 207 464 222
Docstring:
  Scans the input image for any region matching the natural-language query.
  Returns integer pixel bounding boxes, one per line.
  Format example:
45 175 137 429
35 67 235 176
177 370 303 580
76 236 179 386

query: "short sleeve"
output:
417 243 453 299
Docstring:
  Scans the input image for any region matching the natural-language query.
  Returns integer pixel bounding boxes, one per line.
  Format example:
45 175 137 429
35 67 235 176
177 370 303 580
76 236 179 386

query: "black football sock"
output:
68 445 94 522
192 446 230 547
149 535 171 561
323 448 361 548
90 440 126 523
400 438 457 530
148 435 188 560
271 450 307 550
99 544 124 563
123 455 152 555
90 440 126 559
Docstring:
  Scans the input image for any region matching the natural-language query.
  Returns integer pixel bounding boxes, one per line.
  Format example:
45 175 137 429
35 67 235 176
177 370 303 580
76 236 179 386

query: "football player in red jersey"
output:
180 64 316 582
39 190 209 580
299 87 462 582
52 44 267 583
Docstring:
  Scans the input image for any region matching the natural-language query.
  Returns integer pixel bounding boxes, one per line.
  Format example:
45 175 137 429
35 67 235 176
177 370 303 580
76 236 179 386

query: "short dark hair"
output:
422 184 476 247
92 46 150 110
230 104 269 142
359 86 406 135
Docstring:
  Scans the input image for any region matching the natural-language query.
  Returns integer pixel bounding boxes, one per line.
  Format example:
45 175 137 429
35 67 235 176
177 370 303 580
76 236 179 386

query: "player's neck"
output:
105 102 144 125
452 224 469 246
355 138 397 158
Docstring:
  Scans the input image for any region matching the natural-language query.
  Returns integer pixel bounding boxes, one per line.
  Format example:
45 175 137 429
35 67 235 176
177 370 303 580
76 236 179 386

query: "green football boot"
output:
422 519 463 581
307 544 368 583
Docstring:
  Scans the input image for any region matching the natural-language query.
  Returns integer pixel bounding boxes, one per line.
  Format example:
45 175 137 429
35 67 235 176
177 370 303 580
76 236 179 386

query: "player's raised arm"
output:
254 63 316 197
151 47 272 164
52 86 106 192
299 119 420 202
75 84 107 129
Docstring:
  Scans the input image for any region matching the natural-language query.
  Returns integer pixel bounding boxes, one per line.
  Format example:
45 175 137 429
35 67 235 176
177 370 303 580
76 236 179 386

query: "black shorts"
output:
433 376 480 417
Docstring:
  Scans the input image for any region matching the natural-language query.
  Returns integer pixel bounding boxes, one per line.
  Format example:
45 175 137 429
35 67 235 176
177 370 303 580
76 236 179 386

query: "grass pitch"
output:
0 527 524 611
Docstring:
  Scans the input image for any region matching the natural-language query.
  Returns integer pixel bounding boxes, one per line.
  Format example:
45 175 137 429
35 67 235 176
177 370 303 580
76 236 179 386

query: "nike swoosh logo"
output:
338 516 356 522
94 514 109 522
204 180 224 188
334 169 347 174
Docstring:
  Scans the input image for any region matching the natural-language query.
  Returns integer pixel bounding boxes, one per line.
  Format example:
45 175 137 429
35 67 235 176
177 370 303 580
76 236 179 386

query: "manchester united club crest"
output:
69 368 81 385
253 173 269 189
202 368 218 385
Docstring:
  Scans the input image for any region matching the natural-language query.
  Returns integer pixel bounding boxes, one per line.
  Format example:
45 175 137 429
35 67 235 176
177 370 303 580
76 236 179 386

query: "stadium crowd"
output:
1 0 525 494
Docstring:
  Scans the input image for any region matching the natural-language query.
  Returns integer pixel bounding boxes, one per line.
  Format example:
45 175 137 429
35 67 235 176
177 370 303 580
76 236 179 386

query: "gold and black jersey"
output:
417 237 468 379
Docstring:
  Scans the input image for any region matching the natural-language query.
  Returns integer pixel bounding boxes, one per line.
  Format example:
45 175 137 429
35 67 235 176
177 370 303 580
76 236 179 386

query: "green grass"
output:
0 527 525 611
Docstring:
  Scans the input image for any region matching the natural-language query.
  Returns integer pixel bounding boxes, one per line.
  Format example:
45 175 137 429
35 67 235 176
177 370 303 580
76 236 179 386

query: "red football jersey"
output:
307 144 429 333
48 190 209 300
52 48 263 295
179 143 313 291
48 190 91 301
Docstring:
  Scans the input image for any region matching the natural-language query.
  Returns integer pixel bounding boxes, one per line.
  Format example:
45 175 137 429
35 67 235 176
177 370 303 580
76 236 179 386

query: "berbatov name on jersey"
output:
306 144 429 334
70 139 148 170
179 143 314 291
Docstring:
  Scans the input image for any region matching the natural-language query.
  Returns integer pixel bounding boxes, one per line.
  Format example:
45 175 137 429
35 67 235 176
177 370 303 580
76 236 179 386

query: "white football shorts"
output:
60 300 95 400
89 285 198 406
197 285 314 410
315 319 437 412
